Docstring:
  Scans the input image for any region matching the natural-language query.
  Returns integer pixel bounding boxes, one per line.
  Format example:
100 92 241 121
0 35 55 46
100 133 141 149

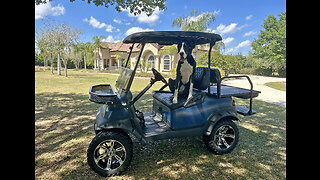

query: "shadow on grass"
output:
35 92 286 179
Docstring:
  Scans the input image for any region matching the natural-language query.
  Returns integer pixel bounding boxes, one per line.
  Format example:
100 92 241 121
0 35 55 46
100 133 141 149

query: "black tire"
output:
203 119 239 155
87 131 133 177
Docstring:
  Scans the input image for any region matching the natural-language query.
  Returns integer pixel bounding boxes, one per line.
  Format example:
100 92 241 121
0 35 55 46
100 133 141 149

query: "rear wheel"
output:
203 119 239 154
87 131 133 177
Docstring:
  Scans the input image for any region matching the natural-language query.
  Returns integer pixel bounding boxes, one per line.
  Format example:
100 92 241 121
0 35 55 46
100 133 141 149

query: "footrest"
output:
236 105 256 116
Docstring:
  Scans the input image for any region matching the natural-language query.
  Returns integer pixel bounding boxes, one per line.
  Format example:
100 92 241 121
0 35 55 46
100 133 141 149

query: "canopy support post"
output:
207 42 214 94
126 43 145 92
125 43 135 68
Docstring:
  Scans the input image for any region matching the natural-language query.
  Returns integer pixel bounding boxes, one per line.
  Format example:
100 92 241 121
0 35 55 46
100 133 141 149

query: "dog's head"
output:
177 41 195 59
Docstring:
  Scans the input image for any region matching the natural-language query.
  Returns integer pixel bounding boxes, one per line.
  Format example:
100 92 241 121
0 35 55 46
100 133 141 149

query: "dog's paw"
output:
173 98 178 104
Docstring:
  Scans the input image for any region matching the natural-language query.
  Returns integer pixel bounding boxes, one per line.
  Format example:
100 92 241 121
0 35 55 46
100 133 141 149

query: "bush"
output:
169 68 176 78
278 67 286 77
238 68 256 75
255 67 273 76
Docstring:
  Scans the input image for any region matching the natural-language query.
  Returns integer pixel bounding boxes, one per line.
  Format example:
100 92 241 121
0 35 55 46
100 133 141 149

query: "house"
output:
93 41 210 73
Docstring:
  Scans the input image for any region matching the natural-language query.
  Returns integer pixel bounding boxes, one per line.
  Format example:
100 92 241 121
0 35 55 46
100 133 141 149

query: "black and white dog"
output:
169 41 196 104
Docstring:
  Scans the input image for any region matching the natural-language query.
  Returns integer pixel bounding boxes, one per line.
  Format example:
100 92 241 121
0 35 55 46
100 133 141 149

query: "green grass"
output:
265 82 286 92
35 69 286 179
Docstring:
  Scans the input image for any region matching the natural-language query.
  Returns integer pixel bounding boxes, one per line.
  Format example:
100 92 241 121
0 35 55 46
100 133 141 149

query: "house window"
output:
163 55 170 70
148 55 155 68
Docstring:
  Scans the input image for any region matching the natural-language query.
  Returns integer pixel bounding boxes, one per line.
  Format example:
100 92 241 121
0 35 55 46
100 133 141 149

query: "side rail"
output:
217 75 254 115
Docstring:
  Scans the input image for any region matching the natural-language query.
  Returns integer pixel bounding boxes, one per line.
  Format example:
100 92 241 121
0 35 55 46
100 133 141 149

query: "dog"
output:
169 41 196 104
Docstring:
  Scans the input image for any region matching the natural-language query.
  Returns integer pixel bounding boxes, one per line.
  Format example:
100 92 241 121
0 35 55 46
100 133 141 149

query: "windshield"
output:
115 68 133 94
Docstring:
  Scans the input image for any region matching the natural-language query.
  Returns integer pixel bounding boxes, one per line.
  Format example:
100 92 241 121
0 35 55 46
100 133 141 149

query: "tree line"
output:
35 20 110 77
35 9 285 77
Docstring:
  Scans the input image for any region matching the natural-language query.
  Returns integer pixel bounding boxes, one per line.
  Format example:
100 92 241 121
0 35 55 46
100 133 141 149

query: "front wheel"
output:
87 131 133 177
203 119 239 155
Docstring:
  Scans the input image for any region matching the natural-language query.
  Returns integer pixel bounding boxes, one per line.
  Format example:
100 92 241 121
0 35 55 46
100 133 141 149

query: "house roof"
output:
100 41 140 53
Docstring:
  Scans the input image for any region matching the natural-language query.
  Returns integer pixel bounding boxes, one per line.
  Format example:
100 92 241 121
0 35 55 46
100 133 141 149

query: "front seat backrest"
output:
193 67 210 90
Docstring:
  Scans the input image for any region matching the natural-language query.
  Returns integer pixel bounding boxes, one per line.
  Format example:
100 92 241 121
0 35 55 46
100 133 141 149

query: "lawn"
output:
265 82 286 92
35 69 286 179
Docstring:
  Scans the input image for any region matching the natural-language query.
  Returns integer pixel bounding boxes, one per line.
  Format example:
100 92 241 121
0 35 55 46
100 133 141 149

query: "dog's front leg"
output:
173 89 178 104
187 82 193 100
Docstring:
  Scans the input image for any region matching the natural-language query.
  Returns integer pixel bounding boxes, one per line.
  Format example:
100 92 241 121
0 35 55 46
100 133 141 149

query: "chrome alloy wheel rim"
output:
94 139 126 171
212 125 236 150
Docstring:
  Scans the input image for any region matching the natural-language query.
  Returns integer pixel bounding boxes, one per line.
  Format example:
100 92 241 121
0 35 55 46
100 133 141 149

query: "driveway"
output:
222 74 286 107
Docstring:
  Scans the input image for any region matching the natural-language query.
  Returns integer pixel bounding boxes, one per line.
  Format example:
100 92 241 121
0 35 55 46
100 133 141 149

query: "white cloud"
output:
83 16 115 32
243 31 257 37
213 9 221 16
212 23 248 36
113 19 122 24
125 27 154 36
222 37 234 46
236 40 251 49
35 0 65 19
245 15 253 20
225 40 251 54
124 7 163 24
213 23 238 35
102 35 120 43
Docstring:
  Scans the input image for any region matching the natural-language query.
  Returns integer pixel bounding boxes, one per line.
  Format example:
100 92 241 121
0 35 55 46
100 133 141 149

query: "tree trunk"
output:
63 59 68 77
50 53 54 75
84 52 87 71
57 51 61 75
43 54 47 69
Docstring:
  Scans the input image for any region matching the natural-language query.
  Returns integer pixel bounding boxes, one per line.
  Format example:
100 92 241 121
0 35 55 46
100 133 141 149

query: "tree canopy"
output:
251 12 286 72
35 0 167 16
172 10 215 32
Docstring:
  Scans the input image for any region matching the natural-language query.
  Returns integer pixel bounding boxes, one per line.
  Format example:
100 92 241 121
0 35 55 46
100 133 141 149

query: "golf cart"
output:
87 31 260 177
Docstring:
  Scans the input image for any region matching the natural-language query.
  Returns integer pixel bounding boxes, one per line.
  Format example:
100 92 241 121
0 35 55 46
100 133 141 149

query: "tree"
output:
36 21 82 76
251 12 286 74
172 10 215 32
73 43 82 69
61 24 82 77
35 0 167 16
92 35 107 70
196 50 241 76
36 30 49 68
159 45 177 56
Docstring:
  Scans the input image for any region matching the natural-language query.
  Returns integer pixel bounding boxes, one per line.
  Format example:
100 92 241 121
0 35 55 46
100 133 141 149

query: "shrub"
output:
278 67 286 77
255 67 273 76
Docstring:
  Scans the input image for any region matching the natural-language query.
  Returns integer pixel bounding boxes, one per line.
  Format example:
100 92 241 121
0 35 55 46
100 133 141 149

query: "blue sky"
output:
35 0 286 56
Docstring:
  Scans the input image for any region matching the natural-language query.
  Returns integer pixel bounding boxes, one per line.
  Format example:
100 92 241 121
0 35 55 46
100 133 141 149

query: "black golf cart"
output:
87 31 260 177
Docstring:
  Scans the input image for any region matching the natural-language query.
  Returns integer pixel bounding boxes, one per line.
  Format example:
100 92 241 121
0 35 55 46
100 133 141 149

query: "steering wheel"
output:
152 68 168 85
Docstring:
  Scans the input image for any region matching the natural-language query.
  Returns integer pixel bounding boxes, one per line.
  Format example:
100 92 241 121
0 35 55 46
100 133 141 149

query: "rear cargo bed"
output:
204 84 260 99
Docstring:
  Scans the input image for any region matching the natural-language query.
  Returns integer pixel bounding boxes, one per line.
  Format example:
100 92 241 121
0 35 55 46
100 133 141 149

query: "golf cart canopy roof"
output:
123 31 222 45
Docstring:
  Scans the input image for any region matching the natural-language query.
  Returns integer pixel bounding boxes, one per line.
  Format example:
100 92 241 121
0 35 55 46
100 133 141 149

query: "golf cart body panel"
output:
152 91 236 130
